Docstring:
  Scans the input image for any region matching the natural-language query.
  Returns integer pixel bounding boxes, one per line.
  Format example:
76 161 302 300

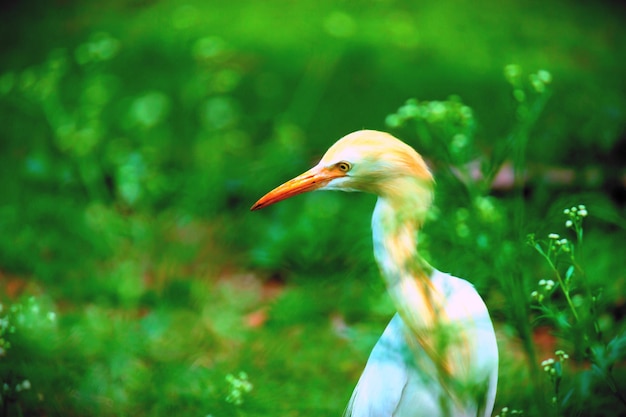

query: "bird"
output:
251 130 498 417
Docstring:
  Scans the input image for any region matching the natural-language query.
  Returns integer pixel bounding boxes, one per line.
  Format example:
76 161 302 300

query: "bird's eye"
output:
336 161 352 172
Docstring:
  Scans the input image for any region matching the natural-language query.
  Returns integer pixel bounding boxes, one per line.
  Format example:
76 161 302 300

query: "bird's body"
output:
252 130 498 417
347 270 498 417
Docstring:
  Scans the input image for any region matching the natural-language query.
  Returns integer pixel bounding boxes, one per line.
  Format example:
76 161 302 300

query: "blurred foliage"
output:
0 0 625 416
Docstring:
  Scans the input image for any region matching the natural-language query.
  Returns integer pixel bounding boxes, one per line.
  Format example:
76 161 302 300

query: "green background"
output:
0 0 625 416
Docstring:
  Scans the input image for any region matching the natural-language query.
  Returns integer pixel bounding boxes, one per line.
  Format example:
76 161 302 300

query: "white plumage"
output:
346 270 498 417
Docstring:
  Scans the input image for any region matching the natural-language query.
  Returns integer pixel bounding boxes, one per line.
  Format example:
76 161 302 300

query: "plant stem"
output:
549 261 580 323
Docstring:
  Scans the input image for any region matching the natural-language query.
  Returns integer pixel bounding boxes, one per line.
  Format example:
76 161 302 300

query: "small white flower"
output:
555 350 569 360
548 233 560 240
565 220 573 228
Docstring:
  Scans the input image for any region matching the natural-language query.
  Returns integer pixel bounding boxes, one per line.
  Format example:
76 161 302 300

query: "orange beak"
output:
251 165 345 211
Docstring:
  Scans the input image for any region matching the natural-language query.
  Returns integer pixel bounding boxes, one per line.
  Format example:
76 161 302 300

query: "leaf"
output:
534 242 547 257
606 331 626 366
565 265 575 283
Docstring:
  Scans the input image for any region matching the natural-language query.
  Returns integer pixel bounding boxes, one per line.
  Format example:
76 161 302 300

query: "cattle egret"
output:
251 130 498 417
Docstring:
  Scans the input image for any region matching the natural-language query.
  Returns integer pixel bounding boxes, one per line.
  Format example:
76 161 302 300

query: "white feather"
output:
345 270 498 417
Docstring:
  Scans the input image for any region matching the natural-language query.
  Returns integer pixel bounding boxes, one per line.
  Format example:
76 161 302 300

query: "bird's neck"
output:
371 179 433 283
371 179 447 347
372 178 472 395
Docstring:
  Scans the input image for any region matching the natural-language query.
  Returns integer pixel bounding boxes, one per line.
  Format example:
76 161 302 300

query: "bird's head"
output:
251 130 434 211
